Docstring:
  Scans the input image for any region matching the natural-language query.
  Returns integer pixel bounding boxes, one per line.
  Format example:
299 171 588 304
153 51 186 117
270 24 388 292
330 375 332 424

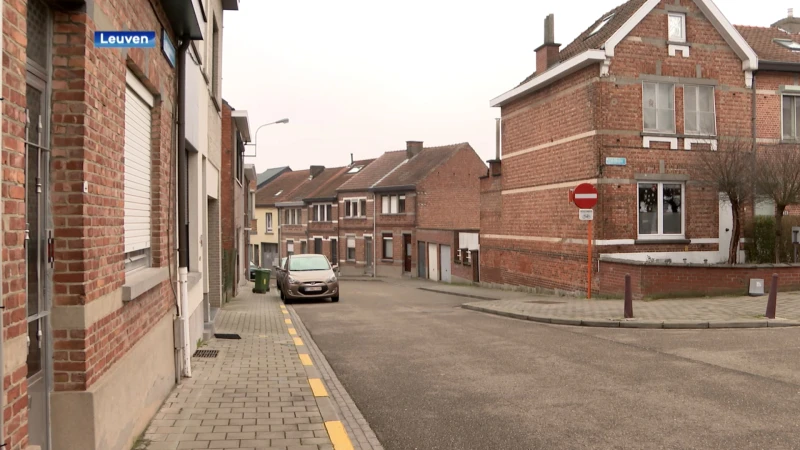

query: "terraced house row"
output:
483 0 800 299
255 142 486 284
1 0 241 449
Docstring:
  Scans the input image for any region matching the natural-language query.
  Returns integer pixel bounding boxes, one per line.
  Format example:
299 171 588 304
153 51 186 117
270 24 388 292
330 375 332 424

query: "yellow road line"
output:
325 421 354 450
308 378 328 397
293 337 304 346
283 310 289 315
285 319 292 324
288 328 297 335
299 354 313 366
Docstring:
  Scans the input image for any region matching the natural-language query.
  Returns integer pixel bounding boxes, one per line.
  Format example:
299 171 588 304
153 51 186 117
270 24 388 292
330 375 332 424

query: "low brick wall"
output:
598 257 800 300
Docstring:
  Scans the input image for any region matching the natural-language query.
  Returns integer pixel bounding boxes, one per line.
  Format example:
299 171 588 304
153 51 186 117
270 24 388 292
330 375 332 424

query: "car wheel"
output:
331 295 339 303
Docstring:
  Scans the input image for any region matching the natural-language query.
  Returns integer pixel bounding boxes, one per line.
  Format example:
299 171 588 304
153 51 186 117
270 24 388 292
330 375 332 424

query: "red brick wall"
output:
220 102 234 251
3 0 177 448
598 259 800 299
417 147 487 230
338 193 374 269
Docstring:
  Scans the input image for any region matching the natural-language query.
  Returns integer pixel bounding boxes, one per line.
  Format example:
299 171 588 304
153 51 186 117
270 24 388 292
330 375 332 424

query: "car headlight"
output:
325 275 337 283
288 276 299 285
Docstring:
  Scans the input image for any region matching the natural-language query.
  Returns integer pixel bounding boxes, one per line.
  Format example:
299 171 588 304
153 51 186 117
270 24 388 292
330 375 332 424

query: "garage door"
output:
440 245 451 283
428 243 438 281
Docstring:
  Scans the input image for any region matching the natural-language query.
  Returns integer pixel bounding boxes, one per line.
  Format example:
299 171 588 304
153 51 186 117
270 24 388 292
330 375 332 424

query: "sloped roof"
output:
257 166 291 187
736 25 800 64
371 143 470 189
336 151 409 192
519 0 646 86
305 159 376 200
282 167 345 203
255 170 311 207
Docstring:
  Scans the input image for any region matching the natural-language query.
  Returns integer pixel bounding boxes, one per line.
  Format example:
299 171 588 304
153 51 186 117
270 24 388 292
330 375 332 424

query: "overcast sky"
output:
220 0 795 175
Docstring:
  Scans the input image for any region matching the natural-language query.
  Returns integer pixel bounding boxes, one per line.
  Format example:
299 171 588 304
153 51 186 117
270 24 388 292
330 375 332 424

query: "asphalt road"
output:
291 279 800 450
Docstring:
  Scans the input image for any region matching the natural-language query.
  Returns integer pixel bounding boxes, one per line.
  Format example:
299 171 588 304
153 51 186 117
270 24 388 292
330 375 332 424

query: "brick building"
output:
483 0 800 298
1 0 238 449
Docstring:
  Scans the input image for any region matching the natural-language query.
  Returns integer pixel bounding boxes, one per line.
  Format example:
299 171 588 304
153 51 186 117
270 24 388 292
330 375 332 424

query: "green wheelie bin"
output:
252 269 271 294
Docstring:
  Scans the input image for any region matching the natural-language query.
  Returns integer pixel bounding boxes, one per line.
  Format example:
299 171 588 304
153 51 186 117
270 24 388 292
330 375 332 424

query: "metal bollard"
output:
624 273 633 319
766 273 779 319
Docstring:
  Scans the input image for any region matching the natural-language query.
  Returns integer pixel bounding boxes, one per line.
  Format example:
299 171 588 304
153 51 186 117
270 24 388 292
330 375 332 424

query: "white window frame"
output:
124 70 155 273
312 203 332 222
382 233 393 259
266 212 273 233
287 239 294 255
642 82 676 134
668 12 686 43
346 236 356 261
381 194 406 214
781 94 800 141
344 198 367 218
683 85 717 136
637 182 686 239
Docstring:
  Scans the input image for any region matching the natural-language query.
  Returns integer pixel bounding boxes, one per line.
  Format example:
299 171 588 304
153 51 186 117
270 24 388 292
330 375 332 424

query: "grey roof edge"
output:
367 184 416 193
758 60 800 71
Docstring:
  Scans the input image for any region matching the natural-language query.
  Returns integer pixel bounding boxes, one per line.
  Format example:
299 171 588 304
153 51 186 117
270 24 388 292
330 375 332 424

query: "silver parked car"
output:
279 254 340 303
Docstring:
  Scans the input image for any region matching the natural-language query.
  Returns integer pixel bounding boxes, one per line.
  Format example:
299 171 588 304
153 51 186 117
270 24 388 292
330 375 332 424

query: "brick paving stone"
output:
137 288 335 450
461 290 800 324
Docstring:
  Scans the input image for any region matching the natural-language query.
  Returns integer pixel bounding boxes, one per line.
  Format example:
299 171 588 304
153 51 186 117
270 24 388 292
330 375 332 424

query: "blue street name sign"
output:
605 157 627 166
94 31 156 48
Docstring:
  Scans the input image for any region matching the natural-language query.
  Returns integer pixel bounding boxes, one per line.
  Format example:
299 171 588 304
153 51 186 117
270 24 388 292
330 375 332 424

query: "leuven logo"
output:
94 31 156 48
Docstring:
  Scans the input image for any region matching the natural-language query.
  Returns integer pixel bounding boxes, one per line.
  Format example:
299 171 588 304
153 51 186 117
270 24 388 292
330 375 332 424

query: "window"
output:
266 212 273 233
312 204 332 222
347 165 363 174
124 70 155 272
331 238 338 264
284 208 302 225
301 241 307 254
589 14 615 37
382 234 393 259
347 237 356 261
684 85 716 135
344 198 367 217
314 238 322 254
288 254 331 271
381 195 406 214
775 39 800 51
638 182 684 237
287 240 294 255
642 82 675 134
668 13 685 43
782 96 800 140
211 19 221 100
275 190 283 197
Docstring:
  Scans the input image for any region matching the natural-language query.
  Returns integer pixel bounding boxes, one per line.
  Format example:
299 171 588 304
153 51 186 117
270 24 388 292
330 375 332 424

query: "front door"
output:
365 237 373 275
418 241 426 278
26 2 54 446
403 234 412 272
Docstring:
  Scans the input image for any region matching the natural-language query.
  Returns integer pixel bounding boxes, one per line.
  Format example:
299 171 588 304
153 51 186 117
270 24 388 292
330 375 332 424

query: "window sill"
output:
634 238 690 245
381 213 407 216
343 216 368 219
381 259 394 262
123 267 170 302
641 131 717 139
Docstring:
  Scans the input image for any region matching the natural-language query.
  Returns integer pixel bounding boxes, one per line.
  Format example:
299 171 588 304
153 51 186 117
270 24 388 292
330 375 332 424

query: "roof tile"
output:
735 25 800 64
371 143 471 189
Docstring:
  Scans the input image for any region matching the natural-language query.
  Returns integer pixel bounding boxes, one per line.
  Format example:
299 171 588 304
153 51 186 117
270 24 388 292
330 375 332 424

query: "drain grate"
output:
193 349 219 358
214 333 242 340
526 301 565 305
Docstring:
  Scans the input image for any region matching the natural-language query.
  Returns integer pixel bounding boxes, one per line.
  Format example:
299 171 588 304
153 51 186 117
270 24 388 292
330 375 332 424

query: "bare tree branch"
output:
694 136 755 264
755 144 800 263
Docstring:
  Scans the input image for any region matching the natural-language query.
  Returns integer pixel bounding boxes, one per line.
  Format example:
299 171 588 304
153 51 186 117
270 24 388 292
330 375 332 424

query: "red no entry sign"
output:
572 183 598 209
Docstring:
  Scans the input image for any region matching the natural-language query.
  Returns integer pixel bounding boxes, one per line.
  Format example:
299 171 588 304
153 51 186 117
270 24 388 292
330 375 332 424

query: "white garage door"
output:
124 72 154 254
428 243 438 281
440 245 451 283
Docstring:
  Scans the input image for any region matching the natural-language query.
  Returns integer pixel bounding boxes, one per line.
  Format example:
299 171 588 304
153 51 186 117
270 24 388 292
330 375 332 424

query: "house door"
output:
440 245 452 283
26 10 55 445
403 234 412 272
471 250 480 282
428 243 439 280
365 237 373 275
417 241 426 278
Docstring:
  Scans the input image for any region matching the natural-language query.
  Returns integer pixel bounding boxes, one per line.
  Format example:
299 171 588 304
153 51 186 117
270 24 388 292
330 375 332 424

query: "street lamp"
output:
244 118 290 158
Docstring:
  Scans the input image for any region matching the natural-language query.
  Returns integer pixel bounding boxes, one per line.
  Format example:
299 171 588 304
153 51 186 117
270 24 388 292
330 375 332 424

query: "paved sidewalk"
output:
135 286 375 450
462 291 800 329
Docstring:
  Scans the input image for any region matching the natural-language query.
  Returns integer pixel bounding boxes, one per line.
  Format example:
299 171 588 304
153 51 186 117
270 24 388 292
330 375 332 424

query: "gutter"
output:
757 60 800 72
368 184 415 193
276 201 304 207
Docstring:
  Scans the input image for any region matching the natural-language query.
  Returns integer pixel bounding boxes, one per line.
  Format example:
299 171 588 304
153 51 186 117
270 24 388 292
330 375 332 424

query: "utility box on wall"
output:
792 226 800 244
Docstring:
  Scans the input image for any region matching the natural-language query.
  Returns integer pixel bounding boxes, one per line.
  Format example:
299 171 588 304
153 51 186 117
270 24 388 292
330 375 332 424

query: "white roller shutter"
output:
124 73 154 254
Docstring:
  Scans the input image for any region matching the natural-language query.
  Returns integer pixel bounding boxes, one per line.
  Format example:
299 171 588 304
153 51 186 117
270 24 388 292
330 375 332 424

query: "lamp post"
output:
244 118 289 158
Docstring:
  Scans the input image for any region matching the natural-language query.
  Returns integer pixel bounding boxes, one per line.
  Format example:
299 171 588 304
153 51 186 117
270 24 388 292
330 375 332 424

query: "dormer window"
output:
274 190 283 197
347 165 363 174
588 14 614 37
775 39 800 52
668 13 686 43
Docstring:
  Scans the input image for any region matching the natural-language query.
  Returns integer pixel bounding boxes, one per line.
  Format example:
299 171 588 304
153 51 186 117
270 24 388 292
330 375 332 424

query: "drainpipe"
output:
0 0 5 443
177 38 192 378
372 193 376 277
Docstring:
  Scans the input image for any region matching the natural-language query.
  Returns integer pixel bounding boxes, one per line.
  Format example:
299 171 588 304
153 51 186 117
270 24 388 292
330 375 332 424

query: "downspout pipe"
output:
176 38 192 378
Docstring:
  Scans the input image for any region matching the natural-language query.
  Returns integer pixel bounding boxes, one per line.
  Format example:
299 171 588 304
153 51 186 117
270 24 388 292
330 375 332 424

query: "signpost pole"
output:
587 218 592 300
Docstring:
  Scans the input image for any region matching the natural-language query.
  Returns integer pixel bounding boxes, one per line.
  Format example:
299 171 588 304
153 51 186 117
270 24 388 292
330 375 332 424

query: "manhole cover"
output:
193 349 219 358
526 301 565 305
214 333 241 340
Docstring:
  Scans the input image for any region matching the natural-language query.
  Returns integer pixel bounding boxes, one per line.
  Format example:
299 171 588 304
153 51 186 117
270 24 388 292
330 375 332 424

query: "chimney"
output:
534 14 561 74
489 118 502 177
310 165 325 178
406 141 423 159
772 8 800 32
350 153 354 165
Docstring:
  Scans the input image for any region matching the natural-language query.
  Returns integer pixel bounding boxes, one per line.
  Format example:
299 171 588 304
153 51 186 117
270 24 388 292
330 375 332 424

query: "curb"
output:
282 299 384 450
461 304 800 329
417 287 500 301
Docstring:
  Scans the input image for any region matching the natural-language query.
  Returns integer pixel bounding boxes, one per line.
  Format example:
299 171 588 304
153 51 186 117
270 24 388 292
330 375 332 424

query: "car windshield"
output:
289 255 330 271
280 258 287 268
